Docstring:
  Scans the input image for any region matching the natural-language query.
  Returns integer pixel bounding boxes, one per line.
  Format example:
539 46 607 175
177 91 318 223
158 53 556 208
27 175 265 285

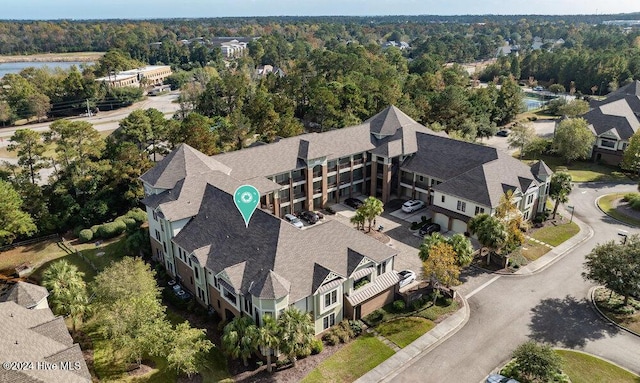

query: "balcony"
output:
353 158 364 166
292 174 305 183
400 176 414 185
338 162 351 170
415 181 429 190
276 178 290 186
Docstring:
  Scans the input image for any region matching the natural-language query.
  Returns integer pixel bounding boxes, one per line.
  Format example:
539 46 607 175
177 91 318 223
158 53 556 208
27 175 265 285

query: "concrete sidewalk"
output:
515 214 593 275
355 294 470 383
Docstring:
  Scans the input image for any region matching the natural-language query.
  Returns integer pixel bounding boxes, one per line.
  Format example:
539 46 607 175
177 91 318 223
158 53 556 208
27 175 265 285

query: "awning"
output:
346 272 400 306
316 278 344 294
350 267 375 280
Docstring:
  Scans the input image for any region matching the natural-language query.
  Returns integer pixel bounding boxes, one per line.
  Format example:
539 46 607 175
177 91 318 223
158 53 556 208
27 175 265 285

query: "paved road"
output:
0 91 180 145
388 182 640 382
482 119 556 154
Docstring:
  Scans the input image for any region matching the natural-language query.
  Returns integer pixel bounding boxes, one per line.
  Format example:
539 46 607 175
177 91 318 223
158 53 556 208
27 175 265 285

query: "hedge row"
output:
78 208 148 243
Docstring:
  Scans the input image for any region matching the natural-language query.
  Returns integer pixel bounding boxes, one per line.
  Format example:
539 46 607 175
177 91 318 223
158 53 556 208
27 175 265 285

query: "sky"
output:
3 0 640 19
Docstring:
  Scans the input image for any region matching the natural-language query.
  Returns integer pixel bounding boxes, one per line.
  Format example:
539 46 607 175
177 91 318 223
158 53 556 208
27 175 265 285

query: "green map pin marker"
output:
234 185 260 228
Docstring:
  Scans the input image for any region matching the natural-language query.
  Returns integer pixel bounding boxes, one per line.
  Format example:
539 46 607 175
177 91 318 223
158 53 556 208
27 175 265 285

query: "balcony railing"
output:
292 174 305 182
353 158 364 166
400 176 414 185
338 162 351 170
415 181 429 190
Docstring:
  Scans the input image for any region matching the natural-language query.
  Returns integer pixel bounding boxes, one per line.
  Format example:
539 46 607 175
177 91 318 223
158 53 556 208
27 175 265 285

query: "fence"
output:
58 240 98 272
0 234 60 253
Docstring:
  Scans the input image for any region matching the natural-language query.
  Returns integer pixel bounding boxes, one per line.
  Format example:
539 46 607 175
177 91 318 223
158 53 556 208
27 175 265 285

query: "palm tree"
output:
42 260 89 331
549 171 572 219
254 314 279 373
221 316 256 367
277 307 315 367
468 214 507 265
419 232 447 261
350 209 366 231
360 196 384 232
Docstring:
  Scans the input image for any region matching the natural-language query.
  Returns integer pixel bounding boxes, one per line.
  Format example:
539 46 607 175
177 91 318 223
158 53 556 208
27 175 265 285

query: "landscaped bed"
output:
598 193 640 227
593 287 640 334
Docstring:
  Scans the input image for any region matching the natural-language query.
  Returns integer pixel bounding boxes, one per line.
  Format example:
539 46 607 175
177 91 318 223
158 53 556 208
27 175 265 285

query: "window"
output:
475 206 485 215
324 290 338 308
601 139 616 149
323 313 336 330
244 296 252 313
441 195 445 203
524 211 530 220
152 210 158 221
188 257 192 267
223 287 237 305
155 229 161 241
194 267 199 280
377 261 387 276
527 194 534 205
457 201 466 212
163 242 167 253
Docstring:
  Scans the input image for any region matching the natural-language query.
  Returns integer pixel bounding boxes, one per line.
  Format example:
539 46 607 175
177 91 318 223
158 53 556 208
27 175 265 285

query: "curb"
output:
358 293 470 383
594 194 640 228
588 286 640 338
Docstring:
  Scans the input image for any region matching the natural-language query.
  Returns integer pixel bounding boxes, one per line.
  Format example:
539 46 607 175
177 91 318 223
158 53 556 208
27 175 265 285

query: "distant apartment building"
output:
95 65 172 88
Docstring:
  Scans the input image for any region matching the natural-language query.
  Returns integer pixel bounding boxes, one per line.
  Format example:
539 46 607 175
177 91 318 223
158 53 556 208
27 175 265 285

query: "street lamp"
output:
618 230 629 244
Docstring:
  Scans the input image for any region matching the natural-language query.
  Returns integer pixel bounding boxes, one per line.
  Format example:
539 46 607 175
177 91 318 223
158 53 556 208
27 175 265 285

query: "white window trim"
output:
323 289 339 311
323 313 336 330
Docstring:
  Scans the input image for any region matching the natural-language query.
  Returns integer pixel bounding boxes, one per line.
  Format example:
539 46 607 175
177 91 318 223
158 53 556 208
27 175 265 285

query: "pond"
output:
0 61 92 78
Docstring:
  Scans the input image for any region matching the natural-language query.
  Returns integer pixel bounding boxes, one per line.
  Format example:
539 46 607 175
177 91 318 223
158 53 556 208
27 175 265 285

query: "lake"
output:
0 61 93 78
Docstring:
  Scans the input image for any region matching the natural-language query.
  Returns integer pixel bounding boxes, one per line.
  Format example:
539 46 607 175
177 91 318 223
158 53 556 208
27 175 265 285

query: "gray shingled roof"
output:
530 160 553 180
0 281 49 309
172 185 396 302
430 149 539 208
0 301 91 383
140 143 232 189
585 85 640 141
215 105 442 181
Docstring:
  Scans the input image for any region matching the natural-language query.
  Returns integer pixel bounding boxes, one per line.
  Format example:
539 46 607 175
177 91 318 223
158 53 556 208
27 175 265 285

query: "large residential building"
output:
0 282 92 383
140 105 551 332
95 65 172 88
584 80 640 166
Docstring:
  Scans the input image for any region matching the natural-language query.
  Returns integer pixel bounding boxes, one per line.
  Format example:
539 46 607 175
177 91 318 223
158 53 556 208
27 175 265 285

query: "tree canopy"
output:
553 118 595 164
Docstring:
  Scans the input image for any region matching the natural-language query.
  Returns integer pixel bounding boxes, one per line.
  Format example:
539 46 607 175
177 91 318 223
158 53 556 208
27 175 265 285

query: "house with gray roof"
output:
139 105 551 333
584 80 640 165
0 282 91 383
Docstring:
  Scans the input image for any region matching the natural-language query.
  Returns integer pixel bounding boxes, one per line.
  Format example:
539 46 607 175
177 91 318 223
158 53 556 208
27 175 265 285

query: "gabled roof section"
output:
249 270 291 299
311 263 334 294
0 281 48 309
140 143 231 189
347 248 366 277
585 94 640 141
297 139 327 162
365 105 421 137
29 316 73 347
223 262 247 291
530 160 553 179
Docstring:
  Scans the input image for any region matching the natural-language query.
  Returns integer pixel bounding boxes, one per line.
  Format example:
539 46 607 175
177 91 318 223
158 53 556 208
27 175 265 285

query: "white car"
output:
401 200 425 213
398 270 416 288
284 214 304 228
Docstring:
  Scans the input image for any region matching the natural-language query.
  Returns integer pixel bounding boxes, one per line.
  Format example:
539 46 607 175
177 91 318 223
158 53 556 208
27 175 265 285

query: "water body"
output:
523 97 545 111
0 61 92 78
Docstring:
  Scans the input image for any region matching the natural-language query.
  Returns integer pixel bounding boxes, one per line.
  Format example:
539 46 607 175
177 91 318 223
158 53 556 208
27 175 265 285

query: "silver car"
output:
284 213 304 228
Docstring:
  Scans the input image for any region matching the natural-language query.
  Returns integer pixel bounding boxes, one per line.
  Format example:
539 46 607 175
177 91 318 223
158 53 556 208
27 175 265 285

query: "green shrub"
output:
311 338 324 354
410 221 420 230
393 300 406 312
125 207 148 224
333 327 350 343
338 320 354 340
365 309 384 325
348 320 363 337
275 359 290 369
411 298 424 311
119 217 138 231
322 332 340 346
78 229 93 243
631 199 640 211
297 346 312 359
623 193 640 202
97 220 127 239
90 225 101 234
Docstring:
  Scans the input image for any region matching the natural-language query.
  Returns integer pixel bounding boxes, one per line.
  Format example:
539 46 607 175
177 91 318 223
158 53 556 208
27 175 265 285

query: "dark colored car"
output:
496 130 510 137
344 198 363 209
419 223 441 236
299 210 319 224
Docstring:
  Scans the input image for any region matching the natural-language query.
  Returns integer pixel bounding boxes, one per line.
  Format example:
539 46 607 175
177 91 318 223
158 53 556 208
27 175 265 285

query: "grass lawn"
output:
530 222 580 246
365 295 460 326
556 349 640 383
521 154 632 182
301 333 395 383
594 287 640 334
375 317 434 348
520 239 550 262
598 193 640 227
0 239 67 272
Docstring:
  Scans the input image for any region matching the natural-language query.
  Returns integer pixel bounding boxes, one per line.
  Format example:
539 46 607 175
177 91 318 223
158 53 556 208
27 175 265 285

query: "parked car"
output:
533 86 544 91
496 130 510 137
299 210 319 224
486 374 519 383
284 213 304 228
419 223 441 236
344 197 363 209
402 199 425 213
398 270 416 288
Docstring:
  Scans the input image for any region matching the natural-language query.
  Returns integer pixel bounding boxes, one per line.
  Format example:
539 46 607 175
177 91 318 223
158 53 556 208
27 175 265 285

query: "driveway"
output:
386 182 640 382
482 119 557 154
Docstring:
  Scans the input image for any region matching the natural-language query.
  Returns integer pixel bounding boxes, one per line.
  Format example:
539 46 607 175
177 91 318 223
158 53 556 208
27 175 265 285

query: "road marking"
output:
466 275 500 299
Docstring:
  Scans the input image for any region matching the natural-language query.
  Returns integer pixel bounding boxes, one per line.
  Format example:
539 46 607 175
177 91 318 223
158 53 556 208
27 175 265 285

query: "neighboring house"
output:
140 105 552 331
255 65 285 78
584 80 640 165
219 39 248 58
95 65 172 88
0 282 92 383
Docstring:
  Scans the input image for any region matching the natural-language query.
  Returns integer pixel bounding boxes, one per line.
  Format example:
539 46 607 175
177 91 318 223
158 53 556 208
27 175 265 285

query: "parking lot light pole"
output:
567 205 575 223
